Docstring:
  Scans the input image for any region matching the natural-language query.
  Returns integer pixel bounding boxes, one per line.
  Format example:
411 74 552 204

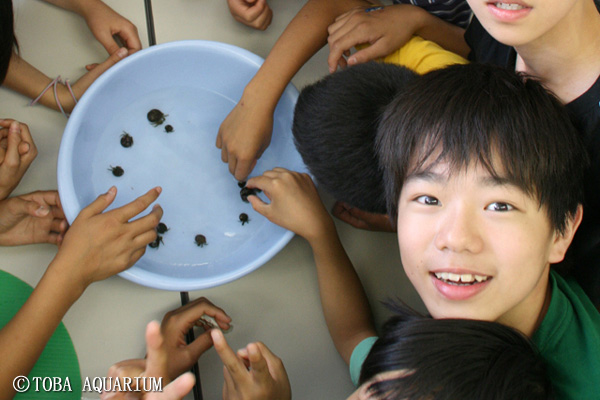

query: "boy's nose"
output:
434 206 483 253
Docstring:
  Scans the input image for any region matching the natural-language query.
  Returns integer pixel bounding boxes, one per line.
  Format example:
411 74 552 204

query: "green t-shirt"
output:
532 270 600 400
349 270 600 399
0 270 81 399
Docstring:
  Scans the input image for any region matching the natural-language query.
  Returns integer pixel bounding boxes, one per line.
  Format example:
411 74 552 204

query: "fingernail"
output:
116 47 128 58
107 186 116 195
21 142 30 152
211 329 223 343
35 206 49 217
155 186 162 194
9 121 20 133
348 57 356 64
152 204 161 211
248 343 259 356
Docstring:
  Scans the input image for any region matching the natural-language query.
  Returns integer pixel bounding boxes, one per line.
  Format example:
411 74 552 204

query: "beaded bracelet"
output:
29 76 78 117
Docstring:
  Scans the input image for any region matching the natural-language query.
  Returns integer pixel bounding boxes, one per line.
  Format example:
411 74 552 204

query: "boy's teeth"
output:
435 272 489 284
495 3 524 10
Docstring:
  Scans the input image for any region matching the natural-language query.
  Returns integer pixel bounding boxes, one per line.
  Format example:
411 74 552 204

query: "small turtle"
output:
240 187 261 203
239 213 250 225
147 109 167 126
120 132 133 148
194 234 207 247
157 222 169 234
165 124 174 133
149 235 164 249
108 165 124 177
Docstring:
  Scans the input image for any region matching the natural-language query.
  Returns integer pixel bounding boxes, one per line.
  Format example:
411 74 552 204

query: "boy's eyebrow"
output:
406 170 521 188
404 171 445 184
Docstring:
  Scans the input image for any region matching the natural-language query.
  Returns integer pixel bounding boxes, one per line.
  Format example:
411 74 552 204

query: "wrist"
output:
395 4 428 36
305 216 337 248
243 73 285 112
46 257 89 301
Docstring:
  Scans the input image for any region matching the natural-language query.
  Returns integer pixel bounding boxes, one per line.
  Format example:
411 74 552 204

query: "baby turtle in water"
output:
195 234 207 247
240 186 261 203
149 235 164 249
156 222 169 234
147 109 167 126
120 132 133 148
109 165 124 177
164 124 174 133
239 213 250 225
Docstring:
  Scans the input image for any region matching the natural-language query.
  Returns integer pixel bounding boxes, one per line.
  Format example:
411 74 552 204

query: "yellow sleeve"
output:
357 36 469 75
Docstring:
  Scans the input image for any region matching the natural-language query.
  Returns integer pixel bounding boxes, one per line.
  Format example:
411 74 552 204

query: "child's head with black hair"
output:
351 304 552 400
293 62 417 213
377 63 586 236
1 0 18 84
375 63 586 331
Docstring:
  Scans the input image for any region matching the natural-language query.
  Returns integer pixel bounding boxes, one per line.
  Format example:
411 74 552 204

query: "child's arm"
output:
3 48 127 113
0 120 37 201
40 0 142 54
0 186 162 399
227 0 273 31
247 168 376 363
327 4 470 71
216 0 373 181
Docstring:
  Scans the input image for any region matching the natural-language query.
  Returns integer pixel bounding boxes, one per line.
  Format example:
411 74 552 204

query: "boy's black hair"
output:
376 63 587 235
293 62 417 213
359 303 553 400
1 0 18 84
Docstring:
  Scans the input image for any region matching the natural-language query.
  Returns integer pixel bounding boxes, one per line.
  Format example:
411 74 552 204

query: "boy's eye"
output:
416 195 440 206
486 202 514 212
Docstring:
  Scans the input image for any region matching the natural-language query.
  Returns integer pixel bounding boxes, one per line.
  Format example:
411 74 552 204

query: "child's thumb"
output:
12 197 50 218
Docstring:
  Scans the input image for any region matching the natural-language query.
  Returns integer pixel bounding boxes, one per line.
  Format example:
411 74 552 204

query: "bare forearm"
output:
246 0 372 110
39 0 102 16
307 223 375 364
0 262 84 398
3 53 59 110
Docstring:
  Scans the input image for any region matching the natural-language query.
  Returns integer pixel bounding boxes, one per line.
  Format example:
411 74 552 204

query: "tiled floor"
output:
0 1 422 399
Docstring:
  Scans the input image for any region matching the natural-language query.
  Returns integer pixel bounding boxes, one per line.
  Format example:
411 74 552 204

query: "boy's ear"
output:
549 205 583 264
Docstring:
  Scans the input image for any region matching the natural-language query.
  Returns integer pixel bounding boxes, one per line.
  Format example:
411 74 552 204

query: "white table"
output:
0 1 422 398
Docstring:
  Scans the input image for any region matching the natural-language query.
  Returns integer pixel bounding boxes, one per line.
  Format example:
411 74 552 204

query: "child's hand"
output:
57 48 129 113
0 120 37 200
101 321 196 400
159 297 231 380
212 329 291 400
332 201 395 232
227 0 273 31
51 186 162 292
216 97 274 181
246 168 334 243
327 5 419 72
0 191 67 246
78 0 142 54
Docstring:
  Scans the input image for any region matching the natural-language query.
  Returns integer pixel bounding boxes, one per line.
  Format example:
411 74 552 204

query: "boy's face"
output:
467 0 581 47
396 159 575 332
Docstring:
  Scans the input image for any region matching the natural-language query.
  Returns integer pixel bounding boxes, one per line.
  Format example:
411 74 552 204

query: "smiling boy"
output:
375 63 600 399
247 63 600 399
